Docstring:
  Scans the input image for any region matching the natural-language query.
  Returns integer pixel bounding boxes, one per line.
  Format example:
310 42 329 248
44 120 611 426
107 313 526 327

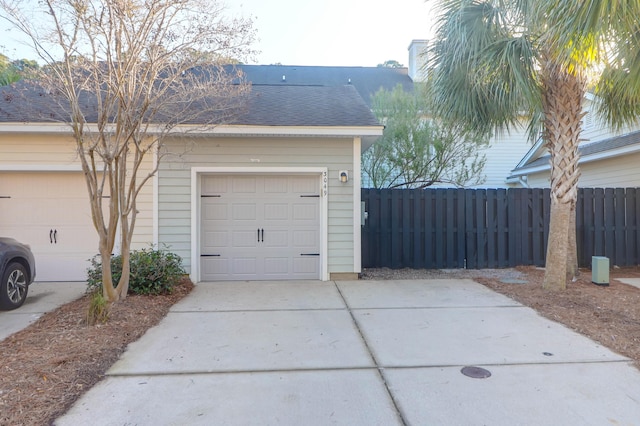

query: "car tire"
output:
0 262 29 310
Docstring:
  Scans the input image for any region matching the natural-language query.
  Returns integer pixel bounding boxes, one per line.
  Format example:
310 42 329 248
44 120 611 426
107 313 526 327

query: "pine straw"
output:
0 279 193 426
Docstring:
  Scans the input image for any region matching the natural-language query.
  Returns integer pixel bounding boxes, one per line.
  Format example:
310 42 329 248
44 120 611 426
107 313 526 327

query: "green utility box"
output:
592 256 610 286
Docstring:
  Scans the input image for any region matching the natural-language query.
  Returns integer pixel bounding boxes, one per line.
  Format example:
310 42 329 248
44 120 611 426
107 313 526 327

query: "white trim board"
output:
353 137 362 274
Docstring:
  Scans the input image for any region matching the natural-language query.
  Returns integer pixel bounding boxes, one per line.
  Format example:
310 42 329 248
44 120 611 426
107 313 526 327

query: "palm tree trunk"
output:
567 202 579 279
541 61 584 290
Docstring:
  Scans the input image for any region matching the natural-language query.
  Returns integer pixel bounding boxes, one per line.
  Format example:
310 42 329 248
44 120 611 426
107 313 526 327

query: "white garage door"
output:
0 172 100 281
200 174 321 281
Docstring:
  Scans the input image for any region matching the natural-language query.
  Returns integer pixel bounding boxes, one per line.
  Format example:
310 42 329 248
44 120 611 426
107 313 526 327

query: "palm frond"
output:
428 0 540 136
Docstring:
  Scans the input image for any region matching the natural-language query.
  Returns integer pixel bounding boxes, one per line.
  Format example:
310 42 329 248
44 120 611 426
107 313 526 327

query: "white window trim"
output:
190 166 329 283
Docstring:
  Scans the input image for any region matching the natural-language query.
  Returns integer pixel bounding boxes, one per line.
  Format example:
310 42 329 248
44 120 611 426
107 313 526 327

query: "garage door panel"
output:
232 203 257 220
202 230 228 249
0 172 100 281
264 230 288 247
200 174 321 281
232 231 259 248
264 177 288 193
293 257 319 274
232 258 257 275
232 176 257 193
202 176 228 194
291 176 319 194
292 203 318 221
202 203 228 221
201 256 229 278
264 257 288 274
293 230 318 248
263 203 289 221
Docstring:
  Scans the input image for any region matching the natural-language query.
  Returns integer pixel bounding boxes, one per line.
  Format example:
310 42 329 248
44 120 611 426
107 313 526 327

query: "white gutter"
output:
0 122 384 138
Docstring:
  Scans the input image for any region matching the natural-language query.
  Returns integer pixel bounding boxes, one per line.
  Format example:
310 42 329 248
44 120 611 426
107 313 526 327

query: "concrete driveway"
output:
0 281 86 341
56 279 640 425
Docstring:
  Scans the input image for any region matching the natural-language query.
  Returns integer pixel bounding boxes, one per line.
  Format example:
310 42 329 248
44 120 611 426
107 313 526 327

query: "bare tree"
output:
0 0 256 301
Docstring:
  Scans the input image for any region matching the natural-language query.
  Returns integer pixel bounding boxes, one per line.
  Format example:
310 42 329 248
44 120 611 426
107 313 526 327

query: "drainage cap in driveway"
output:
461 366 492 379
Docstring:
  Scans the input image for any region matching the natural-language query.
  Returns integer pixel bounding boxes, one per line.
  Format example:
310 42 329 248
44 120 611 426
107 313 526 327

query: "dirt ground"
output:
1 267 640 425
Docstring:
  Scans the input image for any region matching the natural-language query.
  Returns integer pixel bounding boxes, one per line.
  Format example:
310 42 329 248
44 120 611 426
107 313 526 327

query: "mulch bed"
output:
0 279 194 426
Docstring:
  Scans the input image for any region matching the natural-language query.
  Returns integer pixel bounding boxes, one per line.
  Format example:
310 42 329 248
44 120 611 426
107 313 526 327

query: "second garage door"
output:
200 174 321 281
0 172 100 281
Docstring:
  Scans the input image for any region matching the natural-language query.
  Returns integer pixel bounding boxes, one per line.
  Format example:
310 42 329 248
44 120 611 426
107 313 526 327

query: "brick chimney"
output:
408 39 428 82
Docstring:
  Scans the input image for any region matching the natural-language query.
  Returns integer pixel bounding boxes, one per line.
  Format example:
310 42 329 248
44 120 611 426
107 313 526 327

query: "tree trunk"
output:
544 200 571 290
566 202 579 280
100 243 117 301
540 60 585 290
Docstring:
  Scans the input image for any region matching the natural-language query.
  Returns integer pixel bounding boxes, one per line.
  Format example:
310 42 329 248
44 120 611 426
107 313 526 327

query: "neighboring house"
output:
237 41 535 190
0 80 383 282
509 95 640 187
0 39 569 283
406 40 535 189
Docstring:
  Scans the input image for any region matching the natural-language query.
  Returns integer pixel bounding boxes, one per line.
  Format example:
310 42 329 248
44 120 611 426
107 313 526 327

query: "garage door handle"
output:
54 229 57 244
257 228 264 242
261 228 264 242
50 229 53 244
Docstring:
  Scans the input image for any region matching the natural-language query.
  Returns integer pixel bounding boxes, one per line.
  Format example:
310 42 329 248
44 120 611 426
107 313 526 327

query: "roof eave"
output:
0 122 384 138
509 141 640 177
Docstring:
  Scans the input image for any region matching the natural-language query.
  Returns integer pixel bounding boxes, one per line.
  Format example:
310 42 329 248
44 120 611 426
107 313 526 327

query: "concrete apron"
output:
56 279 640 426
0 281 86 341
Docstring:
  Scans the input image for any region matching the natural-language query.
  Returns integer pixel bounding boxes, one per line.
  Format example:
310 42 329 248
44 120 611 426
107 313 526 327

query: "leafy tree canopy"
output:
362 84 488 189
0 54 39 85
377 59 404 68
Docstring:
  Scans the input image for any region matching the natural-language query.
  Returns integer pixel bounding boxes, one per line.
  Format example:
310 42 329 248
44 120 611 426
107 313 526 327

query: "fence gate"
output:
362 187 640 269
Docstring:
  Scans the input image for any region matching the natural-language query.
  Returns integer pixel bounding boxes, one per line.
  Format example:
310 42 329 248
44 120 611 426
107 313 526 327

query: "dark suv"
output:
0 238 36 310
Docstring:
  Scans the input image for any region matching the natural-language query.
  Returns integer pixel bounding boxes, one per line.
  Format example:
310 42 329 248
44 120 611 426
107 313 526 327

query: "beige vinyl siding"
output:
519 152 640 188
158 136 356 275
0 132 154 249
0 133 79 164
576 153 640 187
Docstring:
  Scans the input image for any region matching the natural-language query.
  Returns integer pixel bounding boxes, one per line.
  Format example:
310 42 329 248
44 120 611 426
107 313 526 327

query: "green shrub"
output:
86 246 186 295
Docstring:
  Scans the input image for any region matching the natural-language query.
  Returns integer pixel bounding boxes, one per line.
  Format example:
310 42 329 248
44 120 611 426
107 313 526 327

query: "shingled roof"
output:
237 84 380 127
0 67 385 128
236 65 414 107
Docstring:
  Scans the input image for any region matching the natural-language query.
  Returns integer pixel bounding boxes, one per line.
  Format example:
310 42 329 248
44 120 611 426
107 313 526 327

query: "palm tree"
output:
427 0 640 290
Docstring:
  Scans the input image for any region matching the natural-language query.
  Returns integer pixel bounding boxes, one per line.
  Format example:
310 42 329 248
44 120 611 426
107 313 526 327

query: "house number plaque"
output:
322 171 328 196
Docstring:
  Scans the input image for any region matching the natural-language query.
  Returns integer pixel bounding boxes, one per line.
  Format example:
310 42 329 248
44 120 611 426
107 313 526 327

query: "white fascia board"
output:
0 123 71 133
509 163 549 177
0 164 83 171
513 138 545 170
170 124 385 138
0 122 384 138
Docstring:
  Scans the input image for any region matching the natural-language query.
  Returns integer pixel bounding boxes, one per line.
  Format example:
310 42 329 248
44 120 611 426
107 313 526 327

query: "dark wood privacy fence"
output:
361 188 640 269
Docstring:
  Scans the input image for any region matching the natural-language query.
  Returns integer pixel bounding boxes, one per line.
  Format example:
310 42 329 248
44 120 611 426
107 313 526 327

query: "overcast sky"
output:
0 0 436 67
226 0 435 66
